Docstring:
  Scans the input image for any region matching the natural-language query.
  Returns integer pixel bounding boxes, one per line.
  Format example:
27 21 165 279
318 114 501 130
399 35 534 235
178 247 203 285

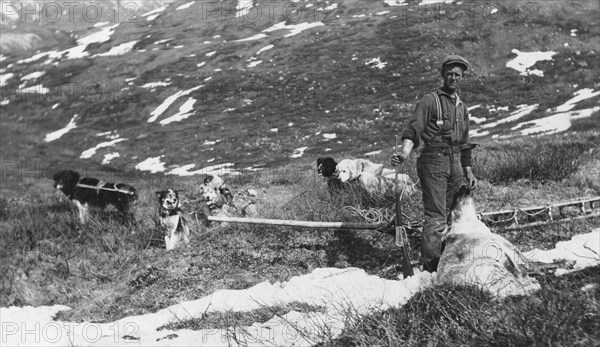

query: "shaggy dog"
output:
201 186 257 218
437 186 541 298
331 159 415 195
156 189 190 250
198 174 233 200
335 158 384 183
53 170 137 224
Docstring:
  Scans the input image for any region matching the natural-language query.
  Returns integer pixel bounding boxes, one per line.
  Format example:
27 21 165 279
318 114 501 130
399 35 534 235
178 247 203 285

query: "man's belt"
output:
422 143 477 156
421 146 461 156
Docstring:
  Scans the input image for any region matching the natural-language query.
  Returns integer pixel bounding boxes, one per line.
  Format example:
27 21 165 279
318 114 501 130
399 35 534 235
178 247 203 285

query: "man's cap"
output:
441 55 470 71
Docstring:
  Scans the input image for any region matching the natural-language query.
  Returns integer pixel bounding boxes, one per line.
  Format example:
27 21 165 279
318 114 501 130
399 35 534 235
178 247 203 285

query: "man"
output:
391 54 477 272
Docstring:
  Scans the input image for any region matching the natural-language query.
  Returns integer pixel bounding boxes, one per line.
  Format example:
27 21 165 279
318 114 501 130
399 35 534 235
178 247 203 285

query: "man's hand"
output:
392 139 415 167
463 166 477 189
391 153 407 166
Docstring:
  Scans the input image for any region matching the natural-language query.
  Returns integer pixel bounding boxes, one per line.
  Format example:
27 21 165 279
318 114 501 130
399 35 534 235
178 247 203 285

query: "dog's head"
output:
156 189 181 211
443 185 485 240
201 186 221 206
53 170 80 192
335 159 360 182
317 157 338 178
448 185 472 222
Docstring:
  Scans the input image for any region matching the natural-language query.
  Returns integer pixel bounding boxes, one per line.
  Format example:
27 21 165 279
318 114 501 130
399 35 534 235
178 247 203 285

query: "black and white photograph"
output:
1 0 599 345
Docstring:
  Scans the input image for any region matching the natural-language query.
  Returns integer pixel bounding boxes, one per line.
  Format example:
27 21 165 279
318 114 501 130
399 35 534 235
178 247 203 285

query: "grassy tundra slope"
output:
0 0 599 345
0 0 598 172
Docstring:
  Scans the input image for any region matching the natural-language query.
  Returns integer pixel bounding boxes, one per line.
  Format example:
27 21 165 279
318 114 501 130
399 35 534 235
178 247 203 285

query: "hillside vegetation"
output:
1 0 599 174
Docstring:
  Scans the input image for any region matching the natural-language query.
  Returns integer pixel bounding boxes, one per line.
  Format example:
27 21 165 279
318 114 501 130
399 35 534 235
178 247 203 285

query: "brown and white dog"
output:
156 189 190 250
437 186 540 298
53 170 137 224
201 186 257 218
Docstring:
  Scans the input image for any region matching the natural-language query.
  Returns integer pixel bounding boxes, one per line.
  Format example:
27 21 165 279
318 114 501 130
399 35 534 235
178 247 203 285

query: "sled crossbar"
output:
207 216 386 229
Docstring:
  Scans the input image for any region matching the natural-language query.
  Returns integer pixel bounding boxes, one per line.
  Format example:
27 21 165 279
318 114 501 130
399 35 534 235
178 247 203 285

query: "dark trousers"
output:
417 151 463 267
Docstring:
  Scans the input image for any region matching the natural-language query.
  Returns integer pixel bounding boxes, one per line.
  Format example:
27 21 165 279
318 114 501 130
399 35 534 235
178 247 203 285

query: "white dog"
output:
437 187 540 298
335 159 415 195
335 159 384 182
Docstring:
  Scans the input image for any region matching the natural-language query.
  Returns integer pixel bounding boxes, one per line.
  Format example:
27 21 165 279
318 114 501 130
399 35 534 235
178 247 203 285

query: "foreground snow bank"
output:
525 228 600 275
0 268 434 346
2 230 597 346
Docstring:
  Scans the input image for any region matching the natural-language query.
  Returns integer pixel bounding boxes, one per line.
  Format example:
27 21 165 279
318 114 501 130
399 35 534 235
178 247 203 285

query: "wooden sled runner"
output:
478 196 600 230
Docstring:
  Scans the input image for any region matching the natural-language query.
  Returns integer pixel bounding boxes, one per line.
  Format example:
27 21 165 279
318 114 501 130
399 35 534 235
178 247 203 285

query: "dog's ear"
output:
355 160 363 177
203 175 214 184
155 190 164 195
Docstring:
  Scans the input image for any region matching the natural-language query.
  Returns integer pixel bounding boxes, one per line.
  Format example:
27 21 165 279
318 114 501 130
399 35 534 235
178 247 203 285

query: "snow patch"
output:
365 57 388 69
17 24 119 64
18 84 49 94
0 73 14 86
525 229 600 275
141 5 168 21
318 3 338 11
20 71 45 81
102 152 120 165
148 85 202 123
384 0 407 5
481 104 538 129
263 21 325 37
95 40 138 57
44 115 78 142
176 1 195 11
291 147 308 158
236 0 254 17
136 156 167 173
141 81 171 89
80 138 127 159
512 112 571 136
169 163 239 176
506 49 557 76
247 60 262 68
257 44 274 55
0 268 433 346
323 133 337 139
570 106 600 120
235 33 268 42
552 88 600 113
159 98 197 125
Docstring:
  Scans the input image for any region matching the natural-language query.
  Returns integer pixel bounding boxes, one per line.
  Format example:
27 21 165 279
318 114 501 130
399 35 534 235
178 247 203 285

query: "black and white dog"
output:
53 170 137 224
316 157 344 192
156 189 190 250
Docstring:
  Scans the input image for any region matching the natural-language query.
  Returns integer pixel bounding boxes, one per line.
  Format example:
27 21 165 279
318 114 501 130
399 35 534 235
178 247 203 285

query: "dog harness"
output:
75 182 136 195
